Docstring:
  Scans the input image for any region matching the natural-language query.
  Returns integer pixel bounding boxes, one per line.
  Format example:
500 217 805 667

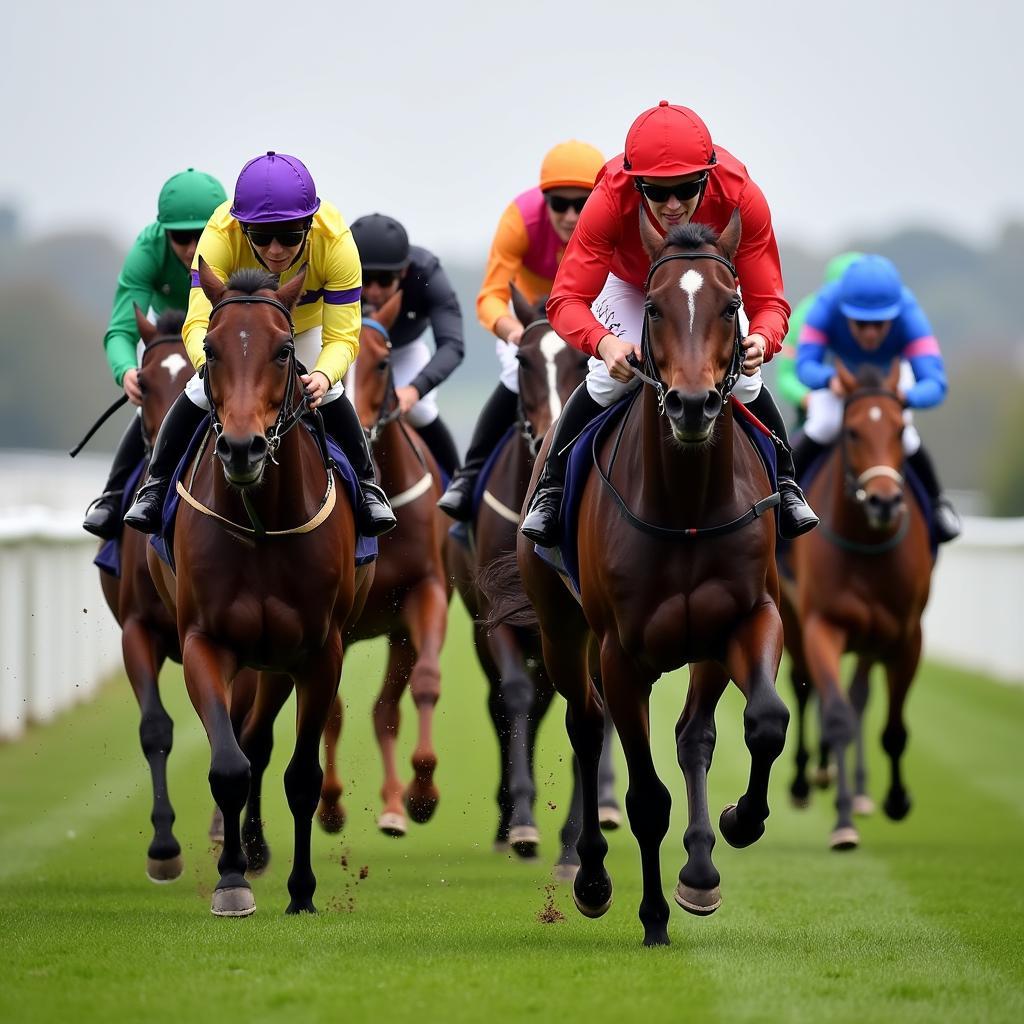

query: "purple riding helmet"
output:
230 151 321 223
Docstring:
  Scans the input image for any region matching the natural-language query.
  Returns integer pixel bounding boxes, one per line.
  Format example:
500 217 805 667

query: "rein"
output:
515 316 553 459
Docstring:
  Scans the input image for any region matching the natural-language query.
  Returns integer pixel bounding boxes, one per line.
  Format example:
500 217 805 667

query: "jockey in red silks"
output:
520 101 818 545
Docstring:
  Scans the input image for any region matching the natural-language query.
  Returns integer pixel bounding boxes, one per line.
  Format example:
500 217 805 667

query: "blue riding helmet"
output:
838 255 904 321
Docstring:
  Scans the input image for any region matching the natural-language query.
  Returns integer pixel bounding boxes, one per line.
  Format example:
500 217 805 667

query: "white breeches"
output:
389 339 440 428
495 337 521 394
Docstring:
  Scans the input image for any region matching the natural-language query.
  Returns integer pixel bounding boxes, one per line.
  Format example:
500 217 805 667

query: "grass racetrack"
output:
1 600 1022 1023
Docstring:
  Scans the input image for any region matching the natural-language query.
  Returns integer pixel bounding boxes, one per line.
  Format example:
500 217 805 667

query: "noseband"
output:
840 388 906 504
629 250 745 414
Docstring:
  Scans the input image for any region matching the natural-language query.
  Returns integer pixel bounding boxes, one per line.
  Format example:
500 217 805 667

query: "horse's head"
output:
196 257 307 488
834 359 906 530
133 307 192 446
354 289 403 432
511 283 588 449
639 208 743 445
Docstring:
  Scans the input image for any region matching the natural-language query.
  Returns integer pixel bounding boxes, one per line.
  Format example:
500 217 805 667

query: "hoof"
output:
673 881 722 917
146 854 184 884
208 806 225 845
813 765 835 789
719 804 766 849
378 811 407 837
642 927 671 947
317 800 346 834
572 873 613 918
790 792 811 810
552 862 580 883
884 790 912 821
404 786 439 825
598 805 622 830
509 825 540 859
493 840 511 854
829 826 860 851
211 886 255 917
285 899 317 915
244 848 271 878
852 794 876 817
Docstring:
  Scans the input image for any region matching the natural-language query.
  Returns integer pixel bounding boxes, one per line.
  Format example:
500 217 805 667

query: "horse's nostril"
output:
664 389 685 419
704 390 723 419
250 435 269 461
215 434 231 461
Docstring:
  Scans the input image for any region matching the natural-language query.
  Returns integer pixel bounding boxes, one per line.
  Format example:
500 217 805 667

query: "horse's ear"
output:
197 256 226 306
884 357 901 393
638 203 663 261
719 208 742 262
373 287 404 331
835 359 857 395
275 264 308 310
134 304 158 345
510 281 537 326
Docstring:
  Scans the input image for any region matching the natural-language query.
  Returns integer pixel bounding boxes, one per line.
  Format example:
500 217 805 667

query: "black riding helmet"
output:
351 213 410 271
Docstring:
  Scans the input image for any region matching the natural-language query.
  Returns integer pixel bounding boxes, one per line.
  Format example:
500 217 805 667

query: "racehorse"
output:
451 285 620 876
500 214 790 946
148 261 372 916
315 291 450 837
781 360 932 850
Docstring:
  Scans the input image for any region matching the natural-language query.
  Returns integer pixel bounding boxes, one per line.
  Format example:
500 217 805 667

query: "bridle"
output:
138 333 193 454
515 315 556 459
628 250 745 415
360 318 404 445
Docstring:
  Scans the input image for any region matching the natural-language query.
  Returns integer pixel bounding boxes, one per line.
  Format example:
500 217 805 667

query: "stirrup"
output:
519 485 563 546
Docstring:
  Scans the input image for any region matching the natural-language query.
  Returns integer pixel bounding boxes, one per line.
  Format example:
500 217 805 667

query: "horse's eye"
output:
515 350 528 365
724 298 741 320
203 343 215 363
846 427 860 442
376 359 389 372
275 344 293 363
645 302 661 320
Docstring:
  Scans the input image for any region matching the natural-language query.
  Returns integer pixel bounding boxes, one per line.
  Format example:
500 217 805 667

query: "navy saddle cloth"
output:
94 458 148 579
448 424 518 548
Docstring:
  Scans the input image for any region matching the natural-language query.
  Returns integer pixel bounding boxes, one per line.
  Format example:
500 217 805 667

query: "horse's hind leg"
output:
848 658 875 816
373 639 415 837
882 628 921 822
555 755 583 881
317 695 346 833
122 620 181 882
675 661 729 918
240 672 293 875
402 579 448 824
474 624 514 851
594 668 622 829
719 602 789 851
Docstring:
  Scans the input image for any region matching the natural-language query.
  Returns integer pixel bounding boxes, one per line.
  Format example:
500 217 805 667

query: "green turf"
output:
1 600 1022 1023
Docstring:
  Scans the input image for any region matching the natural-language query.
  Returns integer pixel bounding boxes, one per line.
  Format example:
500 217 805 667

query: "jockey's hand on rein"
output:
742 333 766 375
598 333 643 383
300 371 330 409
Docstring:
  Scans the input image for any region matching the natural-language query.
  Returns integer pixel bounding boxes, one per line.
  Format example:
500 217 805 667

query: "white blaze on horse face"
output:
539 330 566 420
239 329 249 358
679 269 704 332
869 405 882 422
160 353 188 382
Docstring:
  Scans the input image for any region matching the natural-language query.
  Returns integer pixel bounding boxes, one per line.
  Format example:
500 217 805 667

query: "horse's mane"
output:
226 268 279 294
154 309 186 337
852 363 889 389
664 223 719 252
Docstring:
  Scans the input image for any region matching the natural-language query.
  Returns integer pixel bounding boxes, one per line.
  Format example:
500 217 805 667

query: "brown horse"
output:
506 214 790 946
451 286 618 874
782 360 932 850
148 261 372 916
315 291 450 837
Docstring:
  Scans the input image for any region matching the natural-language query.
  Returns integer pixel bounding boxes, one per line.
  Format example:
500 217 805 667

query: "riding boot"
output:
318 397 397 537
437 382 518 521
746 387 819 539
83 415 146 539
520 383 604 546
791 432 829 482
906 445 961 542
415 416 461 479
124 393 207 534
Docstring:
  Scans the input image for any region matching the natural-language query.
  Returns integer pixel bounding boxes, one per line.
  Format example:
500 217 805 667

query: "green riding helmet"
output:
824 250 863 284
157 168 227 230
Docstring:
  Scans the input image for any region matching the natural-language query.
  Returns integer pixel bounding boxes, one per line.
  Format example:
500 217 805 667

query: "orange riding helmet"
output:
539 140 605 192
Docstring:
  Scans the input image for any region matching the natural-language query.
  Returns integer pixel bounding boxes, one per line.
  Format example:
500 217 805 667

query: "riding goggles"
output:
635 174 708 204
168 229 203 245
544 193 589 214
362 269 401 288
243 223 310 248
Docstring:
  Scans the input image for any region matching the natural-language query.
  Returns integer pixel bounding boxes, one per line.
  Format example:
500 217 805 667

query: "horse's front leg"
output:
317 694 346 833
401 578 448 824
882 626 921 822
181 632 252 916
373 639 415 836
719 600 789 850
285 638 344 914
803 614 857 849
675 661 729 917
848 657 875 816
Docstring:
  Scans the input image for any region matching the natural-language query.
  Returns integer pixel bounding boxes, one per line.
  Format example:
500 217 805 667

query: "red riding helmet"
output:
623 100 717 177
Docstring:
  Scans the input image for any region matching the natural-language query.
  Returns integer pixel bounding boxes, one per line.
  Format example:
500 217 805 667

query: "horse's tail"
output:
477 552 538 630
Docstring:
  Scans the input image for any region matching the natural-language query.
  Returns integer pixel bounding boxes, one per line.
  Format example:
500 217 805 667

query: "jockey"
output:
792 253 961 542
124 152 396 537
82 169 227 538
350 213 464 477
519 101 818 545
437 139 605 520
776 251 862 420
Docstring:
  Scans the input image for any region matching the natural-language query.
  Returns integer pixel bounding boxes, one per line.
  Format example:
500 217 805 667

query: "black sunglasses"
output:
244 224 309 248
635 174 708 204
168 229 203 245
363 269 400 287
545 193 589 214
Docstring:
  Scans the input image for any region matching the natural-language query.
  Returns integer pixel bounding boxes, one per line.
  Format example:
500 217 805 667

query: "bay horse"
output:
315 291 450 837
782 360 932 850
148 260 372 916
451 285 620 876
508 213 790 946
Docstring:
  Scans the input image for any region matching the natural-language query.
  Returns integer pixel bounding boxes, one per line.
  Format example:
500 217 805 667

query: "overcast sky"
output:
3 0 1020 259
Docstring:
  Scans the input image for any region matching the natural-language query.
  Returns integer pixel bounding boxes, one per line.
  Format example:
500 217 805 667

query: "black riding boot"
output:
319 397 396 537
437 382 518 521
791 432 828 482
519 383 604 546
83 415 147 539
746 387 819 539
124 393 207 534
415 416 461 479
906 445 961 542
